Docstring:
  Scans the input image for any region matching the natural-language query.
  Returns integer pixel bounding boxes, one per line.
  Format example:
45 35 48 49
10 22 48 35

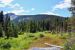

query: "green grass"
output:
0 32 68 50
0 34 32 50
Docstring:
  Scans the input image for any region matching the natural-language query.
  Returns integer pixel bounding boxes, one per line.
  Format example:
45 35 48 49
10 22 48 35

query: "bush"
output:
64 42 72 50
29 35 35 37
1 42 11 49
39 34 44 38
34 37 38 40
60 36 67 39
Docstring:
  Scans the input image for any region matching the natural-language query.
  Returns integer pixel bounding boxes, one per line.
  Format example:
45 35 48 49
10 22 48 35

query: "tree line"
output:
0 11 18 38
0 9 74 39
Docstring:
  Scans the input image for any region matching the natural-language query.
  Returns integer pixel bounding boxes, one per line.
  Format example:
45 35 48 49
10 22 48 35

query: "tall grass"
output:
0 32 68 50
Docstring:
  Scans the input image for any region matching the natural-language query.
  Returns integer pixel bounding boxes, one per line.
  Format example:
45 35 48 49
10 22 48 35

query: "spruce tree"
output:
0 11 4 37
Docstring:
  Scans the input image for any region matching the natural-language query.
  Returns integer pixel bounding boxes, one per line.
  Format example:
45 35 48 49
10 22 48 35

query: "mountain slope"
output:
13 14 65 23
5 13 66 23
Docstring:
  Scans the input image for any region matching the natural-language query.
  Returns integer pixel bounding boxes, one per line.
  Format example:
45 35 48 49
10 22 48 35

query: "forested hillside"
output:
4 13 68 33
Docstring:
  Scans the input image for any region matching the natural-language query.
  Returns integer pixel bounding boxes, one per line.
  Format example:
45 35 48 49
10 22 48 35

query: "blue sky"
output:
0 0 71 17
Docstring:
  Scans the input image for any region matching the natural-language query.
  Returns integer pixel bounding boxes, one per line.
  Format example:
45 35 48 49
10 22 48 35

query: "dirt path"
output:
29 37 64 48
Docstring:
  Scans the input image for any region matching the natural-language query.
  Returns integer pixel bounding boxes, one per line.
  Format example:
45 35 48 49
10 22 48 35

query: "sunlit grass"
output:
0 31 69 50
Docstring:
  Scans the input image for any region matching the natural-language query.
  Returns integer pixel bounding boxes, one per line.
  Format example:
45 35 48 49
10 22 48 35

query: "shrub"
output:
29 35 35 37
60 36 67 39
1 42 11 49
39 34 44 38
34 37 38 40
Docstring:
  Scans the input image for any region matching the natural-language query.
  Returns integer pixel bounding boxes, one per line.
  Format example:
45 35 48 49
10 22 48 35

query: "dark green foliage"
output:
34 37 38 40
17 17 67 34
64 43 71 50
29 35 35 37
0 11 4 24
29 21 37 33
0 11 19 38
14 14 68 34
39 34 44 38
4 14 18 38
1 42 11 49
0 11 4 37
64 0 75 50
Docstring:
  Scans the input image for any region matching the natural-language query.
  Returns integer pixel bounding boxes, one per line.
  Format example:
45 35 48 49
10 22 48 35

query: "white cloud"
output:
10 3 20 9
0 0 33 15
0 4 5 7
53 0 71 11
31 8 35 11
7 9 25 15
0 0 14 8
7 4 35 15
4 3 32 15
0 0 13 6
0 0 36 15
40 11 59 16
8 3 26 15
0 0 13 4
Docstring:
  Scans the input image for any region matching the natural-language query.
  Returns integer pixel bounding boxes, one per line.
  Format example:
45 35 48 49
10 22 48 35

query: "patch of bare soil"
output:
30 37 64 48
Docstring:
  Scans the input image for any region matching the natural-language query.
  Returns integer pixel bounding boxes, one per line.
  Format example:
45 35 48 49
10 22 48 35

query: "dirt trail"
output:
30 37 64 48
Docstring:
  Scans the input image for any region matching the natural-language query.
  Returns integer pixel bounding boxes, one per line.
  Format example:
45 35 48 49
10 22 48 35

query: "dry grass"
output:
30 36 65 48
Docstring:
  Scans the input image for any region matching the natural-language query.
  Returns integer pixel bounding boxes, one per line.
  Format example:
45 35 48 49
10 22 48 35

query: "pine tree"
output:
4 14 10 38
0 11 4 37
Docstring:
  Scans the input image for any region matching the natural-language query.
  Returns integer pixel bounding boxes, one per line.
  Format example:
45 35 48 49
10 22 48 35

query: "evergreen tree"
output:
0 11 4 37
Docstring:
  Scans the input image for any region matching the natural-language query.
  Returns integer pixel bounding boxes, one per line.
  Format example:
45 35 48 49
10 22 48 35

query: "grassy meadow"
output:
0 31 69 50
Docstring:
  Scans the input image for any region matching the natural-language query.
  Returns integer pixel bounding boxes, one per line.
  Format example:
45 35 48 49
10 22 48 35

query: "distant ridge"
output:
5 13 66 23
